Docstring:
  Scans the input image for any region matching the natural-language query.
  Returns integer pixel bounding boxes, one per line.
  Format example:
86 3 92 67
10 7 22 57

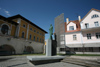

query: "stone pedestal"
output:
46 39 52 56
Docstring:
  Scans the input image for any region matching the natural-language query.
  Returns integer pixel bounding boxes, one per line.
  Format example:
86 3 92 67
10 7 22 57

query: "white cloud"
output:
3 9 11 16
5 11 9 14
0 8 11 16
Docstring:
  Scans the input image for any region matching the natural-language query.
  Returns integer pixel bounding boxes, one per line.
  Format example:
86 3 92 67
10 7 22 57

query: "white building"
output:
60 8 100 54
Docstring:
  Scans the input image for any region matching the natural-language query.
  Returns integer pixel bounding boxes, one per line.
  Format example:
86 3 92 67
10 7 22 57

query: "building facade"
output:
60 8 100 54
0 15 47 55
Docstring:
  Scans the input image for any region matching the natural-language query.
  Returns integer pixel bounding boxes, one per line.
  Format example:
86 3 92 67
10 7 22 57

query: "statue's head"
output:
50 24 52 26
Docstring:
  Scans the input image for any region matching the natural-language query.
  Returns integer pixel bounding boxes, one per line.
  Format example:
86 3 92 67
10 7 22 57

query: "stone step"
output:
62 60 86 66
0 56 28 62
61 57 100 67
62 58 88 63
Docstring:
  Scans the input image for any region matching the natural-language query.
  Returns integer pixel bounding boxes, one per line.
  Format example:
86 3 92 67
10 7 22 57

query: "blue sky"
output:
0 0 100 40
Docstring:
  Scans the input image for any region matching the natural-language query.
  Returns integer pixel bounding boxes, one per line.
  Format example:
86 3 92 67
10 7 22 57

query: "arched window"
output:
21 32 25 38
91 14 99 18
1 25 9 35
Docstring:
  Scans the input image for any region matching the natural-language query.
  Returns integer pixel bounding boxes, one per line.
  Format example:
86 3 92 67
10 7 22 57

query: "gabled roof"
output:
67 20 80 25
81 8 100 22
0 15 18 25
65 20 81 33
8 14 47 33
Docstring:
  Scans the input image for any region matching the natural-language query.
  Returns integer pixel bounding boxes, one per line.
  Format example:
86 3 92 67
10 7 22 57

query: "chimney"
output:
66 18 69 24
78 16 81 22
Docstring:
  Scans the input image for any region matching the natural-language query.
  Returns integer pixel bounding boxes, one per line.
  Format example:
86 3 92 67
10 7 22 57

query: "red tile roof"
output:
65 20 81 33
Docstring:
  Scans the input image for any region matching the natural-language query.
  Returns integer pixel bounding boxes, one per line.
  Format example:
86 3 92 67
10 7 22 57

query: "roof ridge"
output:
81 8 100 21
7 14 47 33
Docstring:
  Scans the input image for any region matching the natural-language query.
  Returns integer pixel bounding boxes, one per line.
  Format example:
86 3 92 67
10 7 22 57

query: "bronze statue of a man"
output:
49 24 53 40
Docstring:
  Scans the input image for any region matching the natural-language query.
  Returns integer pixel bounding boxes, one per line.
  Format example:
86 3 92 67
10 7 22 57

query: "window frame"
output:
23 24 26 28
94 21 99 27
34 30 36 32
37 31 39 34
21 31 25 38
33 36 35 41
37 37 39 42
40 38 41 42
73 35 77 40
87 33 91 39
69 26 74 31
29 34 32 40
1 24 9 35
30 28 32 31
95 33 100 39
85 23 89 28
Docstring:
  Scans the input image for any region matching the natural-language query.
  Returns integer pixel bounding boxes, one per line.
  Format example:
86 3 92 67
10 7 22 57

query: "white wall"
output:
67 22 76 31
65 32 82 47
81 10 100 29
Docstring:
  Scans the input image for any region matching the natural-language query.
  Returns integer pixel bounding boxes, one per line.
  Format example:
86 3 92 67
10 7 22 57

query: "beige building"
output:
0 14 47 55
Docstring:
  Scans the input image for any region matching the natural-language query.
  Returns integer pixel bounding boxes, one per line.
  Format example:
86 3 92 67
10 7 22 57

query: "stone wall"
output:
0 36 44 54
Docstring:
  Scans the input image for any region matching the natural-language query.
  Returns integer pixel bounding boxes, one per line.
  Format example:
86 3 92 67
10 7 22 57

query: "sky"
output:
0 0 100 40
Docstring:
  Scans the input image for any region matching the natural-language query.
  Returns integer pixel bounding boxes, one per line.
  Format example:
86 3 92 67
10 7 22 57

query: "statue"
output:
49 24 53 40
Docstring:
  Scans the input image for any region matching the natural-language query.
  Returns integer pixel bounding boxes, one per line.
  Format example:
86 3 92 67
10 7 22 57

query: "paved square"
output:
0 56 84 67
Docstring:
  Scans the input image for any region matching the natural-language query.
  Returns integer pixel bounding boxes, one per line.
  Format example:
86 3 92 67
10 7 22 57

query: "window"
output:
91 14 99 18
34 30 36 32
85 23 89 28
89 47 93 52
69 26 74 30
87 33 91 39
1 25 9 35
61 36 64 40
40 33 42 35
40 38 41 42
21 32 25 38
74 48 78 51
37 37 39 42
60 48 66 51
43 39 44 43
33 36 35 41
96 33 100 39
73 35 77 40
37 31 39 34
43 34 44 36
23 24 26 28
29 34 32 40
99 47 100 52
30 28 32 30
94 21 99 27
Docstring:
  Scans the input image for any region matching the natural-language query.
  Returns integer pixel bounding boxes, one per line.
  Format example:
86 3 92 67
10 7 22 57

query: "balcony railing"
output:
81 24 100 29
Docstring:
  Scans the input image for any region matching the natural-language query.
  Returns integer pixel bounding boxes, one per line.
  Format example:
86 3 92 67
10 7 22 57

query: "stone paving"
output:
0 56 84 67
0 56 34 67
35 62 84 67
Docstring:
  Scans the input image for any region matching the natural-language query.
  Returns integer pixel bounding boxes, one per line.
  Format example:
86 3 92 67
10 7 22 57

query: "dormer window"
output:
91 14 99 18
69 26 74 30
